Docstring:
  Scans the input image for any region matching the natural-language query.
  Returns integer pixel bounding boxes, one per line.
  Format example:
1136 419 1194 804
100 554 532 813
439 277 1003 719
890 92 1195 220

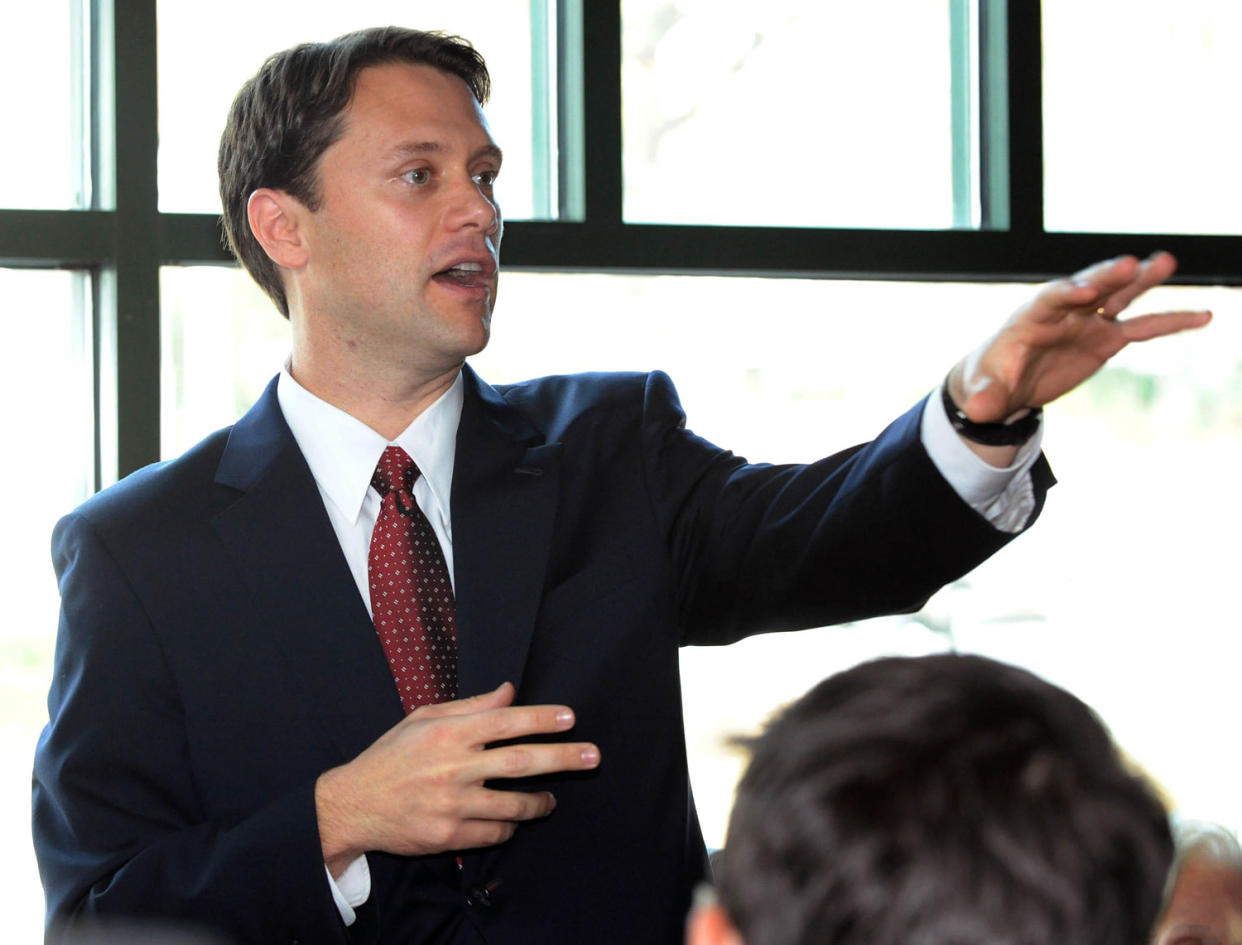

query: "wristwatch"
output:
940 379 1042 447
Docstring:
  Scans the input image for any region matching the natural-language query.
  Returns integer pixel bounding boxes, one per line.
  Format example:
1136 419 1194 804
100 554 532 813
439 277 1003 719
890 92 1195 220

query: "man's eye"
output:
401 168 431 185
473 170 498 187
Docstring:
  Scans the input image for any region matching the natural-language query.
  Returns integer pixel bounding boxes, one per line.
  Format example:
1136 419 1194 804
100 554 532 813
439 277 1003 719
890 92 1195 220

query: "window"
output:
156 0 552 220
0 269 93 942
621 1 958 228
0 5 88 209
1043 0 1242 235
160 267 290 458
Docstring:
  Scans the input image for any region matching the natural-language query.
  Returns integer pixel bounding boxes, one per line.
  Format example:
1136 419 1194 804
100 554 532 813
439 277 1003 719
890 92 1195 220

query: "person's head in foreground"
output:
1151 821 1242 945
689 653 1173 945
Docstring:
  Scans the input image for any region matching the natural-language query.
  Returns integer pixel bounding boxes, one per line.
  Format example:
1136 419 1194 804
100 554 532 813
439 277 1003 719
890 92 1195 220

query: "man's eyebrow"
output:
389 141 504 164
472 143 504 164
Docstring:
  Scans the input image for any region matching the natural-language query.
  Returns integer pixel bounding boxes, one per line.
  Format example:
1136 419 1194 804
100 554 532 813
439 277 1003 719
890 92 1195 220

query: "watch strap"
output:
941 379 1042 447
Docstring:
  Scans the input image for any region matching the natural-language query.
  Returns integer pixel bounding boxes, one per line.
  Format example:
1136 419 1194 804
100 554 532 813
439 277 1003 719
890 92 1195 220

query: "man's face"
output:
295 61 503 372
1154 859 1242 945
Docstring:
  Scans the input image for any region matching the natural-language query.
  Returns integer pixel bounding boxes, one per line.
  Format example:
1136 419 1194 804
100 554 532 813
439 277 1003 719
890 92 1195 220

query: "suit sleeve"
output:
33 512 352 945
635 371 1054 645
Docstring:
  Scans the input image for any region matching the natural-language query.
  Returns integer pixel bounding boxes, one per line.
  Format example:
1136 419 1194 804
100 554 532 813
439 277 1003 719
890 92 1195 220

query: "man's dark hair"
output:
217 26 490 318
717 653 1173 945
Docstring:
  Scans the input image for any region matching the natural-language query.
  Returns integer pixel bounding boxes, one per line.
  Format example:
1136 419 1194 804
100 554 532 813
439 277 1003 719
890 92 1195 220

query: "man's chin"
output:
452 315 491 361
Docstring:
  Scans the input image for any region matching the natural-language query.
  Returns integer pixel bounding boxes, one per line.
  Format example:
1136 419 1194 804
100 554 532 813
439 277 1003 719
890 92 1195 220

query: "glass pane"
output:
157 2 544 219
0 269 93 940
1043 0 1242 234
0 5 84 208
622 0 957 227
160 267 291 459
472 272 1242 846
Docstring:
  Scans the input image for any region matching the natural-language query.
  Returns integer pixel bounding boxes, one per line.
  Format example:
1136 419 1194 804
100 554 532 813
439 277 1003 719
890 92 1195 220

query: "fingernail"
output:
556 709 574 728
546 792 557 813
581 746 601 766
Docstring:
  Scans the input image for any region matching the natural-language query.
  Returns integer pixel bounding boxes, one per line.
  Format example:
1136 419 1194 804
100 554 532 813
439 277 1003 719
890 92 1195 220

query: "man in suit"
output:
33 26 1209 945
686 654 1174 945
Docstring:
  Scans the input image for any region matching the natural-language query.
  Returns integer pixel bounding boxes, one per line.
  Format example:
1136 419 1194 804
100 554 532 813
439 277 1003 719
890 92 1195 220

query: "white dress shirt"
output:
919 386 1042 533
277 367 463 925
274 367 1041 925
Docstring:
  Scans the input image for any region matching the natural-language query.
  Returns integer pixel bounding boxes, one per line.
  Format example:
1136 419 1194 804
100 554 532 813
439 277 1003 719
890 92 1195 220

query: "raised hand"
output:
950 252 1212 426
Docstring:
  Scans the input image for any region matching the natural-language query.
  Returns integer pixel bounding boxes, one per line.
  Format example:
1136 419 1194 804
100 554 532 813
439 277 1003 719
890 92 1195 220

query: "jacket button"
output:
466 880 501 908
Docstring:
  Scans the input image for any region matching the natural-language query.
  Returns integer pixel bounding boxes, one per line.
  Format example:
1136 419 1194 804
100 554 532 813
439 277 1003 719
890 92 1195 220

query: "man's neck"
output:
288 352 463 442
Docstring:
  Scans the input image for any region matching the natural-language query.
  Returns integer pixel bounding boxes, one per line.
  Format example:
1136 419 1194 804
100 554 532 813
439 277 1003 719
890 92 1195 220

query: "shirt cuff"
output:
325 855 371 926
920 384 1043 533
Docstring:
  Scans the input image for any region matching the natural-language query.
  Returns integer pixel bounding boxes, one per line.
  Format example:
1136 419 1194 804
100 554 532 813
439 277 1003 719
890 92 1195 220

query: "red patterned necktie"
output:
368 445 458 713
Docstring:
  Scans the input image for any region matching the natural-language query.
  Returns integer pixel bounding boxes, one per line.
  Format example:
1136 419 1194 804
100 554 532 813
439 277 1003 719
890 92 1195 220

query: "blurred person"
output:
1152 822 1242 945
689 654 1174 945
33 25 1208 945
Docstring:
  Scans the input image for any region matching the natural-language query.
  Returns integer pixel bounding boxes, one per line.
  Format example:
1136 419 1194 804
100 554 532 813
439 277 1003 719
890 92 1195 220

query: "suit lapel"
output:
451 369 565 891
211 378 402 761
452 366 561 699
204 368 561 757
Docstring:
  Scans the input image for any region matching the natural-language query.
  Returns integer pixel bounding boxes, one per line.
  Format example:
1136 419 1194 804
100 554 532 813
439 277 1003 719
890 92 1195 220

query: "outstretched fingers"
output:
319 688 601 861
1119 308 1213 342
948 251 1212 435
480 738 601 778
407 693 601 785
428 698 602 785
466 700 582 745
1032 255 1145 320
1095 251 1179 317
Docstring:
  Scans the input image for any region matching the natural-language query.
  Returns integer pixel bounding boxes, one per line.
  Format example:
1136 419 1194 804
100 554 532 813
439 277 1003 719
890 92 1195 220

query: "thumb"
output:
961 374 1015 424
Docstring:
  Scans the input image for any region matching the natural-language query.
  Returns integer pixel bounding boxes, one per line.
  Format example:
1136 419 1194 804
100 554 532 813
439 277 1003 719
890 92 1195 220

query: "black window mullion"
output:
0 209 114 264
1002 0 1043 242
105 0 162 477
578 0 622 226
158 213 231 265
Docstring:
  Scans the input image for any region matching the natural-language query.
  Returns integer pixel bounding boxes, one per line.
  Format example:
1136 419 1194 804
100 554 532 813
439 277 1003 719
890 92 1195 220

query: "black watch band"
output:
940 379 1042 447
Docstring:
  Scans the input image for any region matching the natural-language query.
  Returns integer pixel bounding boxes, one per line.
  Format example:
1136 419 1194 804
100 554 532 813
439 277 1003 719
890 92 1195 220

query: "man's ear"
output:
686 899 744 945
247 188 309 271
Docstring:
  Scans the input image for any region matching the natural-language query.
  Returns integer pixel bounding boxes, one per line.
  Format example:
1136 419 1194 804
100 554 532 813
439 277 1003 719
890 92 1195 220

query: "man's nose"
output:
446 176 500 235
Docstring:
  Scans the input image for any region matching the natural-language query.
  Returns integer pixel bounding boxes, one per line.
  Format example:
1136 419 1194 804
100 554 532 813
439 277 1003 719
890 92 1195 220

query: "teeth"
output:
449 261 483 272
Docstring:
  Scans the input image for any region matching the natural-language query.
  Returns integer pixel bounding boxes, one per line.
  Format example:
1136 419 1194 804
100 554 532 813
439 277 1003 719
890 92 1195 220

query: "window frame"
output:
1 0 1239 480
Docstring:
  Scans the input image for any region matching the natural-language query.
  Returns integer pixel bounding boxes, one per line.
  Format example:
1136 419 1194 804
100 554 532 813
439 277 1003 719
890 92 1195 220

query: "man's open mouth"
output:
433 261 489 288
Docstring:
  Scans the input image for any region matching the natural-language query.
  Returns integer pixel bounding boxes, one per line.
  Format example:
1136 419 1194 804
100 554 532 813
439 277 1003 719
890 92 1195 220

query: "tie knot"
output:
371 445 420 498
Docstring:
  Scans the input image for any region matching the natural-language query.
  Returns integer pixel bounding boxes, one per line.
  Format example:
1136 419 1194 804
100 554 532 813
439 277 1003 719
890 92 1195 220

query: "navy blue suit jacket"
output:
33 367 1052 944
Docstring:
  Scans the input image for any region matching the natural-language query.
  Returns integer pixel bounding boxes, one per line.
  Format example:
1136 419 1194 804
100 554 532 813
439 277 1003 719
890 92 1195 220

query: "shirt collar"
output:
276 365 463 532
